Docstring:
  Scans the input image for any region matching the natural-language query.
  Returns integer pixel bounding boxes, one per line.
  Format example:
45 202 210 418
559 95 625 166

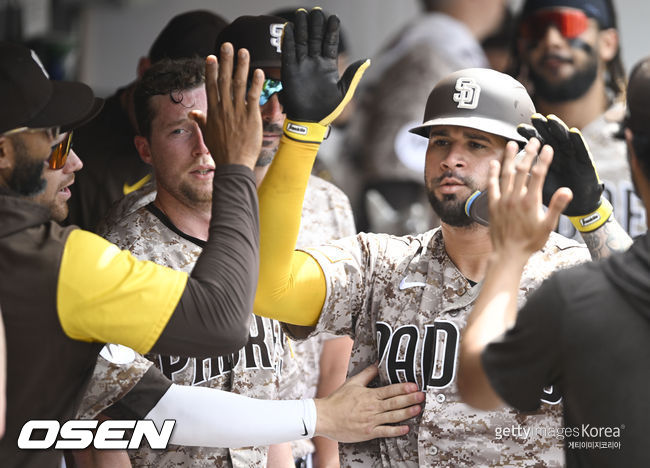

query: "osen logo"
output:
18 420 175 450
453 77 481 109
269 24 285 53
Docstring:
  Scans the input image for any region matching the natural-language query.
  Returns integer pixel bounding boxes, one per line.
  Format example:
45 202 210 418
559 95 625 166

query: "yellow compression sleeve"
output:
254 132 327 327
57 230 188 353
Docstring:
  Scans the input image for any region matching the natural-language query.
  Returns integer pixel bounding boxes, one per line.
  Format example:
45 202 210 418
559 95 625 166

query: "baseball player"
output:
459 55 650 468
344 0 504 235
249 13 630 464
215 14 356 467
7 104 423 468
88 14 357 467
69 10 228 232
513 0 645 237
0 40 262 468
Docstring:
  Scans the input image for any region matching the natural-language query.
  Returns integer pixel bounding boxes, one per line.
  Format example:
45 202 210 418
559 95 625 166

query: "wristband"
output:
283 119 328 144
568 198 613 232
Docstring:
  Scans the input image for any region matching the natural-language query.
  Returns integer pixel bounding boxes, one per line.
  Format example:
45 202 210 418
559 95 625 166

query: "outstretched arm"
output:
57 46 263 358
458 138 571 410
580 216 632 259
144 364 423 447
254 8 369 327
518 114 632 259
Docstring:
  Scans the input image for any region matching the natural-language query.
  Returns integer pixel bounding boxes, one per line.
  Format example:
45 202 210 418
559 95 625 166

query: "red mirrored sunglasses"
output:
520 9 589 41
48 131 73 170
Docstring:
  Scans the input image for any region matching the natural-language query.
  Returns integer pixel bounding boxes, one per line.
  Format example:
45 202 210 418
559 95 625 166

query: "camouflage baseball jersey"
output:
301 228 591 467
90 175 354 466
556 103 646 239
76 344 153 420
101 202 281 467
94 179 156 235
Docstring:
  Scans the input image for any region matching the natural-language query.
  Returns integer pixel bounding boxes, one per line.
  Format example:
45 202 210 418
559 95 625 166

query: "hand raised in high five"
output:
281 8 370 142
488 138 573 257
190 44 264 170
517 114 612 232
314 364 424 443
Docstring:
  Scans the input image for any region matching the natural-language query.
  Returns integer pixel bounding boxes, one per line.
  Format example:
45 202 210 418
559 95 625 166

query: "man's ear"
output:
137 57 151 80
134 135 153 165
0 136 14 170
598 28 619 63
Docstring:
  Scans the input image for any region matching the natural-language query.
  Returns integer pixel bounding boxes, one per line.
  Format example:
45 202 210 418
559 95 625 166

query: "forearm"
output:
466 252 527 346
312 437 341 468
316 337 353 398
153 165 258 357
458 251 527 410
312 337 353 467
580 215 633 260
254 135 326 326
145 384 316 448
266 443 295 468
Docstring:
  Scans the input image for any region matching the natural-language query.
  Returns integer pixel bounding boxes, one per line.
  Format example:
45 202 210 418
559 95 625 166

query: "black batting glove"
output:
517 113 612 232
281 8 369 143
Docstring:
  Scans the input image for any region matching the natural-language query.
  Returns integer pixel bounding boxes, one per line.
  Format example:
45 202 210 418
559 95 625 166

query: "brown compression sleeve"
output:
151 165 259 358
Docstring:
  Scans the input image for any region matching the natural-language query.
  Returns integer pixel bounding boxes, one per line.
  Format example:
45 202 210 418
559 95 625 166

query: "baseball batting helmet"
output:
409 68 535 144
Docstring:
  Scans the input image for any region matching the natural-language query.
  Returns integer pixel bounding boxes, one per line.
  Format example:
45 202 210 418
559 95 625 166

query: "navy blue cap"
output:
521 0 613 28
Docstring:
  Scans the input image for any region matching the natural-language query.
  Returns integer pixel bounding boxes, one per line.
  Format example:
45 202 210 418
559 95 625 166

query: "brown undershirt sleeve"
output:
151 164 259 358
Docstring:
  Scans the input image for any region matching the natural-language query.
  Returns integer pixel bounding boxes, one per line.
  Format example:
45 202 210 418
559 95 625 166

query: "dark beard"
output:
257 122 283 167
529 41 599 103
6 137 46 196
426 172 478 227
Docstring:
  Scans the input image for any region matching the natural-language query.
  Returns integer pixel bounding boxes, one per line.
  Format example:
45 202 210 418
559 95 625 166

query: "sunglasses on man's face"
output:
519 9 589 42
248 78 283 106
48 131 73 170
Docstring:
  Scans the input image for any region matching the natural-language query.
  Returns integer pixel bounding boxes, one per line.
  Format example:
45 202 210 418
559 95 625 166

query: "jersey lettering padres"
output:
303 228 590 467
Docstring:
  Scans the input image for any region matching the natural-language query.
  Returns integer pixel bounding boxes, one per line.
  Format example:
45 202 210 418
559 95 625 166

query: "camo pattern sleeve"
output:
76 345 154 420
302 229 591 467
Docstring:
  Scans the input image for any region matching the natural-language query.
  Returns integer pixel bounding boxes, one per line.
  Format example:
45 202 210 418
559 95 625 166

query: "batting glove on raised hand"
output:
280 8 369 143
517 113 612 232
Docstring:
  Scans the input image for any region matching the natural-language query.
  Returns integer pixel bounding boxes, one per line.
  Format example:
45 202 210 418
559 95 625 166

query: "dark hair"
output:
134 57 205 140
630 131 650 181
602 0 625 99
510 0 625 101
